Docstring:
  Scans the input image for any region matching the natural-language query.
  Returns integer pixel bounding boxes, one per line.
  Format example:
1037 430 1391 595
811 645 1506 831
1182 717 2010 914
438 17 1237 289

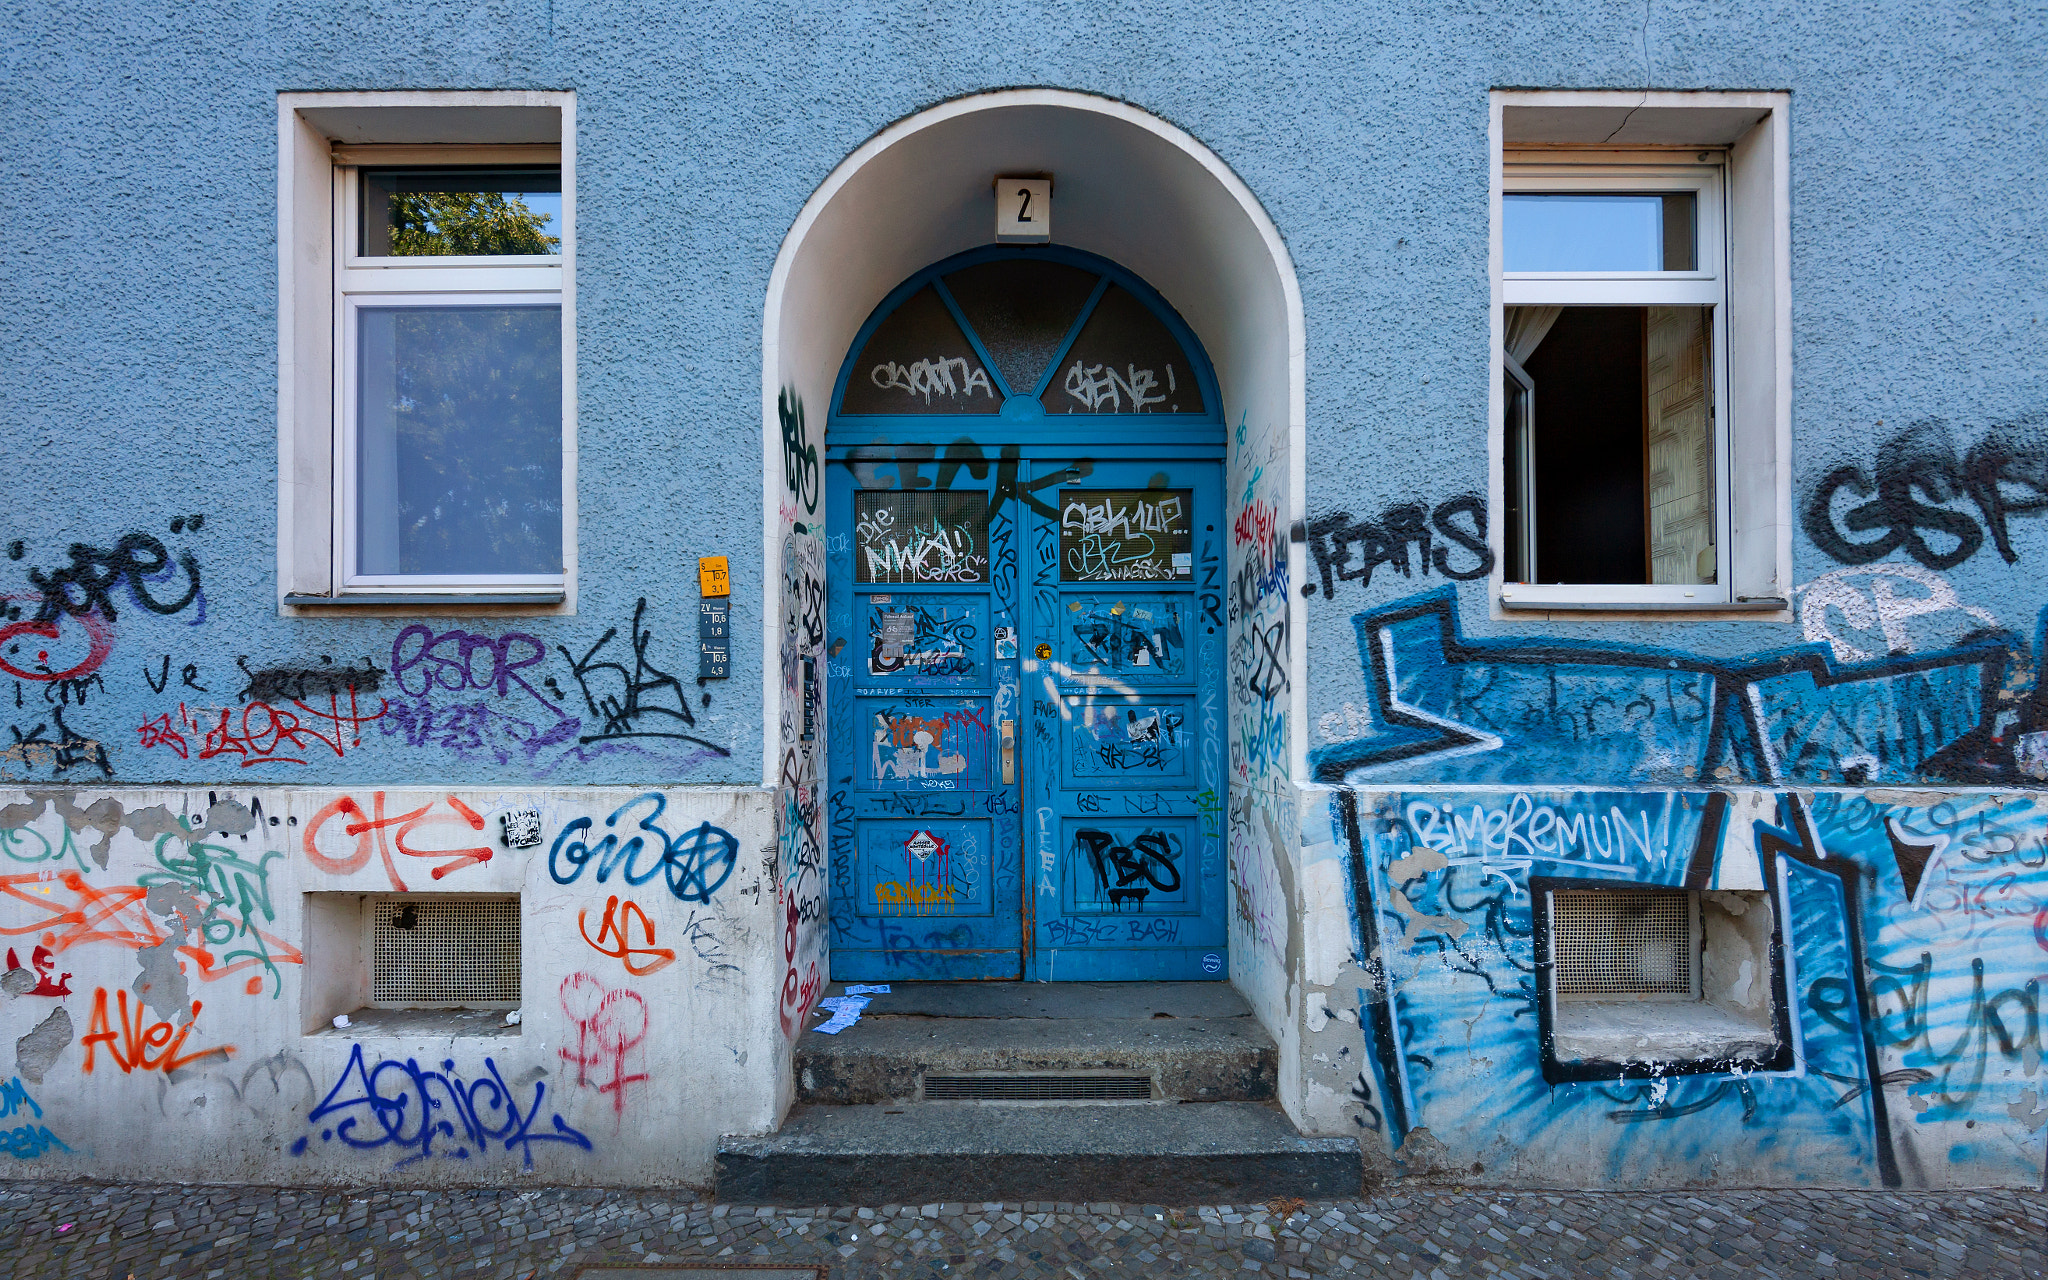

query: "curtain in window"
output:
1645 306 1715 584
1504 305 1563 365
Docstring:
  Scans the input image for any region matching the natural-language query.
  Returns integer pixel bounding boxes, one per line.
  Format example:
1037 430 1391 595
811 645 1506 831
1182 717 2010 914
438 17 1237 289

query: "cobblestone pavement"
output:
3 1180 2044 1279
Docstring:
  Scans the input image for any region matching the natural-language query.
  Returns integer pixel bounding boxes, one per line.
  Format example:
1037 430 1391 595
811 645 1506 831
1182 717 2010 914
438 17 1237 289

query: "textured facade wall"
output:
1299 784 2048 1188
0 786 781 1184
2 0 2042 1188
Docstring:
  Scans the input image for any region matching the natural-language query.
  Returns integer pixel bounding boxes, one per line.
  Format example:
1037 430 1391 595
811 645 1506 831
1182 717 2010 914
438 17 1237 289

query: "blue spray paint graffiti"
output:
290 1044 592 1169
1312 586 2022 787
0 1075 67 1159
547 794 738 904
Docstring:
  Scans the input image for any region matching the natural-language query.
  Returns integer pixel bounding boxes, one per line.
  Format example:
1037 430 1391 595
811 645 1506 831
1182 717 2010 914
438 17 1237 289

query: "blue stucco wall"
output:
3 0 2046 1191
2 1 2040 789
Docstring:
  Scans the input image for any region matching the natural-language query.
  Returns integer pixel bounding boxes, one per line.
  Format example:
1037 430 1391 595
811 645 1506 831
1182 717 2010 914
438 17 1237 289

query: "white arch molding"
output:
761 87 1308 780
758 92 1309 1099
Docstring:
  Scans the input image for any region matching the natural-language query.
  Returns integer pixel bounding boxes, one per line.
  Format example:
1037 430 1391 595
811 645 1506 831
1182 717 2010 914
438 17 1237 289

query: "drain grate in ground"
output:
922 1073 1154 1100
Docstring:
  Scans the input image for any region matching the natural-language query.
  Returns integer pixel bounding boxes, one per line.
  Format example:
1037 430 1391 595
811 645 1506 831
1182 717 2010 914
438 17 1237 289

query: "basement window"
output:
371 896 521 1007
1534 882 1788 1080
304 893 522 1037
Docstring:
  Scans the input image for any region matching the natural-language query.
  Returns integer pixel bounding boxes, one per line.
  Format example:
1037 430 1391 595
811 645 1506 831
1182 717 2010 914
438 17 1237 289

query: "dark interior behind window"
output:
1523 307 1647 584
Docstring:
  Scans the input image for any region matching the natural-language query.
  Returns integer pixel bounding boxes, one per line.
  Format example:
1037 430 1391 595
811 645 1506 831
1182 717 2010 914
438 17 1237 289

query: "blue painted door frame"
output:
824 246 1229 982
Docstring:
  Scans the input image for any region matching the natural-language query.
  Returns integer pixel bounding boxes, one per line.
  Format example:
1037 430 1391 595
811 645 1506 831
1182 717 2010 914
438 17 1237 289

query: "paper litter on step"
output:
811 995 871 1034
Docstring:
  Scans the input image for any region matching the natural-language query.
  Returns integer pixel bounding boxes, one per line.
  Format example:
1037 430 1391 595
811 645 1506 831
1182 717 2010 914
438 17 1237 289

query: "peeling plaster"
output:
1385 846 1468 940
0 792 213 868
15 1005 73 1085
133 883 202 1021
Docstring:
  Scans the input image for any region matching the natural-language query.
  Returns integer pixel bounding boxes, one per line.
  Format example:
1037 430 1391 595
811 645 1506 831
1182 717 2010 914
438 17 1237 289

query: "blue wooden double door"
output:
824 247 1228 982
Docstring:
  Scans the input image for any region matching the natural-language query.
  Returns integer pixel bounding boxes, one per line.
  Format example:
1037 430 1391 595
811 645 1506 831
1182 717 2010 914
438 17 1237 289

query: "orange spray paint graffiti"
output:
576 895 676 976
302 792 493 890
80 988 233 1075
0 870 302 995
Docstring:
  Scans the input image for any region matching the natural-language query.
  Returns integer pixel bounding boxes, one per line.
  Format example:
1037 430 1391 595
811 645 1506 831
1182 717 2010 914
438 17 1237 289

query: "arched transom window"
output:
829 247 1222 428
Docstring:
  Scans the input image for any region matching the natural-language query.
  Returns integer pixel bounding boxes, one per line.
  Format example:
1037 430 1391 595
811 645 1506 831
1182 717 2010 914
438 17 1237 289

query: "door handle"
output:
1000 719 1015 785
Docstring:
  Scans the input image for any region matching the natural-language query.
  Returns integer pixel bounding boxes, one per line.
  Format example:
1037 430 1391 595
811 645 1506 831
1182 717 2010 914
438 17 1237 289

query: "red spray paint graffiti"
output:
577 895 676 976
136 691 385 767
558 973 648 1117
0 604 113 682
3 945 70 996
302 792 493 890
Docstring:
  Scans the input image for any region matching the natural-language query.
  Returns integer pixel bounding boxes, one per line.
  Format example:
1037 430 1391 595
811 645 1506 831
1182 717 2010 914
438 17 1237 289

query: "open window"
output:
1491 91 1791 616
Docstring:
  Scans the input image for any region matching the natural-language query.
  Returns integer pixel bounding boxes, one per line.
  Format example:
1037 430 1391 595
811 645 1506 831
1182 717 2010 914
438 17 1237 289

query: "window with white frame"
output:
1491 92 1791 615
1502 164 1728 600
278 92 574 608
338 162 564 589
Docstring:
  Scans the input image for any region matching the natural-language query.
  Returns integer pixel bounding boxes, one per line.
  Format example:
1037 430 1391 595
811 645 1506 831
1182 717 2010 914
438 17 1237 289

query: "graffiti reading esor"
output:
548 793 739 904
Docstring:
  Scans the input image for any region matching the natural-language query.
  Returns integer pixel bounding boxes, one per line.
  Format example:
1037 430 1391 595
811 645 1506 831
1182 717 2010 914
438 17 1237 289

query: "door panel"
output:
1063 696 1196 788
1059 593 1192 678
828 453 1225 982
1025 461 1228 981
828 467 1023 980
857 818 995 918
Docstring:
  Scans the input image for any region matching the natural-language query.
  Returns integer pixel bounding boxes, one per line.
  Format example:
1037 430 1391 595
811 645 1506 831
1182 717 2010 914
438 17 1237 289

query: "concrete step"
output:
715 1103 1362 1206
795 980 1277 1105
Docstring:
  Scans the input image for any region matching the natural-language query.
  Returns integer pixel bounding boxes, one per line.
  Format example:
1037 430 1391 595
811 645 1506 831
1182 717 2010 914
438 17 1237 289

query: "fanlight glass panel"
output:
1041 286 1205 415
1503 193 1697 272
840 287 1000 415
942 257 1100 396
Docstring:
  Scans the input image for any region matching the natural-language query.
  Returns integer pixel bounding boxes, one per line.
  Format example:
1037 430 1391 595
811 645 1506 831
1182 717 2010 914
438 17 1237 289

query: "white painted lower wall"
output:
0 786 783 1187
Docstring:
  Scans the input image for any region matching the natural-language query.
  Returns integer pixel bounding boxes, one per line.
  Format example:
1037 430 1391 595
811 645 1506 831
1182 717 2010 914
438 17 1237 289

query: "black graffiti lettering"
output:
779 388 819 515
26 530 202 623
1429 495 1492 579
1306 494 1495 596
841 439 1093 523
241 659 383 704
4 706 111 778
1805 420 2048 569
561 598 730 756
1073 827 1182 908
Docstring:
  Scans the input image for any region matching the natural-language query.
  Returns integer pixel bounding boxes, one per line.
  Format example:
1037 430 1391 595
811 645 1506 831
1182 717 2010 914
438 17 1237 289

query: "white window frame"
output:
1500 163 1732 608
277 91 577 613
1488 90 1792 620
338 289 563 588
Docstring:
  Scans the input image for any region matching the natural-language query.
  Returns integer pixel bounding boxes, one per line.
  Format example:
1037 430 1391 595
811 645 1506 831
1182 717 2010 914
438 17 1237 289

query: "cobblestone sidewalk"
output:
3 1180 2043 1279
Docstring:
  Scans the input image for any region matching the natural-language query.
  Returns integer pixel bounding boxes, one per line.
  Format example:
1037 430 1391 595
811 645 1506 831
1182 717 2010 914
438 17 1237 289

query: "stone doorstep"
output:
714 1102 1362 1207
796 1014 1277 1104
814 980 1256 1021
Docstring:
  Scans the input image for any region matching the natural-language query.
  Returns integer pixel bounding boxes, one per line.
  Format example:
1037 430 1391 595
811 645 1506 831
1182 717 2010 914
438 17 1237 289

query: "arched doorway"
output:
825 245 1229 981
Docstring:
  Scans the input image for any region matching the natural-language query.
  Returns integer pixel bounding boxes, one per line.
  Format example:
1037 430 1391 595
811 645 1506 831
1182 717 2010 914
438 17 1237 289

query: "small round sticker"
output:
1201 953 1223 974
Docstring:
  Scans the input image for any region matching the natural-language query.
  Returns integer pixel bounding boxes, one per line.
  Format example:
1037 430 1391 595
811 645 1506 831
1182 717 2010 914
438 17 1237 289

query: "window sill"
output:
1500 593 1786 613
285 591 566 607
1551 999 1775 1067
309 1006 521 1039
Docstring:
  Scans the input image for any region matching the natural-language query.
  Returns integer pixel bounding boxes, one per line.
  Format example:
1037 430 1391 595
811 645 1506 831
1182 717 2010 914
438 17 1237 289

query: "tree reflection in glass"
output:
357 305 563 577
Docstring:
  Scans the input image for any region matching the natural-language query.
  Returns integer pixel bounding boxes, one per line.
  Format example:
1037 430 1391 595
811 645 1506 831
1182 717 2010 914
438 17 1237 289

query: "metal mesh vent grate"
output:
922 1074 1154 1101
1552 889 1694 998
372 897 520 1005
